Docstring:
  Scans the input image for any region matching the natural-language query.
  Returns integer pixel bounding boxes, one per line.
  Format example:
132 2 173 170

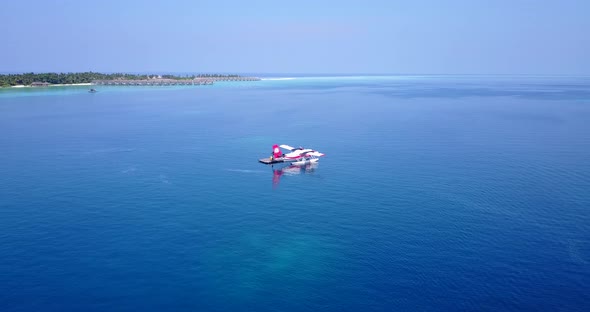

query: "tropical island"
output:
0 72 259 87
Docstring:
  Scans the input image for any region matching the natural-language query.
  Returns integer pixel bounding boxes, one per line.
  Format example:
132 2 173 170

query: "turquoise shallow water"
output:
1 76 590 311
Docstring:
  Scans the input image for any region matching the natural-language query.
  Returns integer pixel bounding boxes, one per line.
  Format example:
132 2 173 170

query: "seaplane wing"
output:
284 148 312 158
298 149 314 154
304 151 325 157
279 144 297 151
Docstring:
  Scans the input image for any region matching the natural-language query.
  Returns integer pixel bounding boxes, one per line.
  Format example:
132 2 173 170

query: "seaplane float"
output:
259 144 325 167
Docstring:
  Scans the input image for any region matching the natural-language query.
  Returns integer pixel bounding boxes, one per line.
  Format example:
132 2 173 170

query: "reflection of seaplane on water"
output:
272 162 318 187
259 144 325 167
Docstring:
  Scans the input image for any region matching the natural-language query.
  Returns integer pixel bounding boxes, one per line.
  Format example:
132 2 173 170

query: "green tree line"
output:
0 72 243 87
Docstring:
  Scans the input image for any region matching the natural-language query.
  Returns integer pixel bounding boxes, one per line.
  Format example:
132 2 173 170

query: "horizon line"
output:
2 71 590 77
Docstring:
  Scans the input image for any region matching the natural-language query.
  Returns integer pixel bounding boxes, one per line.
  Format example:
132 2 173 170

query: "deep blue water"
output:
1 76 590 311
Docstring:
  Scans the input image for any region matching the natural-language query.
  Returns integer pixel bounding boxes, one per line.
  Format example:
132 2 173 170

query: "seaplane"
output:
259 144 325 167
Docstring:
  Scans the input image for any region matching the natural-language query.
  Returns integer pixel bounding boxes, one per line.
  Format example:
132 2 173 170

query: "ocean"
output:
1 76 589 311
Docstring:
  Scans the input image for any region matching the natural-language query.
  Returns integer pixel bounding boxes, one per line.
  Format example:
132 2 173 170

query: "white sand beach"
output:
7 83 94 88
49 83 93 87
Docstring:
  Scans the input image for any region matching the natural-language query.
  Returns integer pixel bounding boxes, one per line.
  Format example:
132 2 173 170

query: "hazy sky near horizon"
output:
2 0 589 74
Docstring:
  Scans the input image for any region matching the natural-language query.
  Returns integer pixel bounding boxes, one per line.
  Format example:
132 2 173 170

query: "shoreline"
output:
1 73 259 89
7 83 94 88
50 83 93 87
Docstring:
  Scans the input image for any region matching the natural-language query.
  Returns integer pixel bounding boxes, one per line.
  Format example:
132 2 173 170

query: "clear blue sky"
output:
2 0 589 74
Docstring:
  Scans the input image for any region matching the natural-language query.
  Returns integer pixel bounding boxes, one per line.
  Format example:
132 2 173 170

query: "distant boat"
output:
88 88 97 93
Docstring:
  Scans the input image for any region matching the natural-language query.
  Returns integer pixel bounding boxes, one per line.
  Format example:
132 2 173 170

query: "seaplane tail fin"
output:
272 144 282 158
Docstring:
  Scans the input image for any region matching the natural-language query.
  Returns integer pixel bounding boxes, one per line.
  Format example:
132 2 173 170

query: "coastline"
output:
1 72 258 89
50 83 93 87
8 83 93 88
